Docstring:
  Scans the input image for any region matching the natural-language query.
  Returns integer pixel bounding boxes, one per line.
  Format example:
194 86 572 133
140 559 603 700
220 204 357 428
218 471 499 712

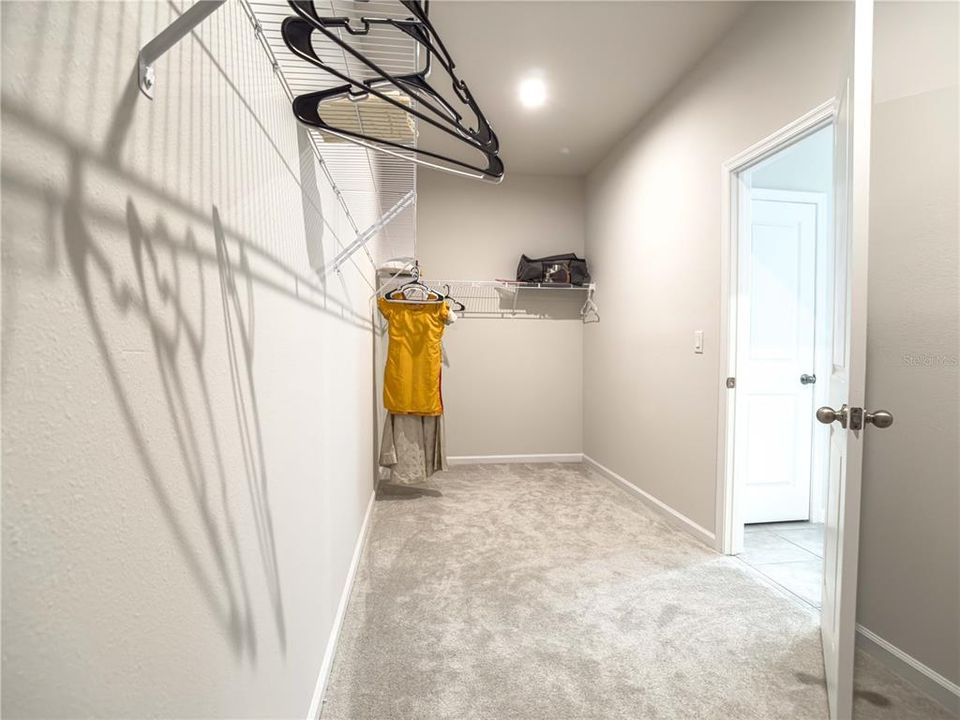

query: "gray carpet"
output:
322 463 953 720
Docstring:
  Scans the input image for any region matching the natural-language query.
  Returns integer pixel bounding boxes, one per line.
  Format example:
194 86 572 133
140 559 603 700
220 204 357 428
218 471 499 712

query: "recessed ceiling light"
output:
517 76 547 109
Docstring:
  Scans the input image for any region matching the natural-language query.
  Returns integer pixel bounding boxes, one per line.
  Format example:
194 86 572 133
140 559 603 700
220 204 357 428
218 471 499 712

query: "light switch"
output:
694 330 704 354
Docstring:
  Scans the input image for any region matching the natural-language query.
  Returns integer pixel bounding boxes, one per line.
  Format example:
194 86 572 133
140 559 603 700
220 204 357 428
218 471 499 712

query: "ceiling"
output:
419 1 748 176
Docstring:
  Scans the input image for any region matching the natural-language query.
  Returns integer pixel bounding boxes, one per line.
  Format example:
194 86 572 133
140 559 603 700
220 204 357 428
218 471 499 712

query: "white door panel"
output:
821 1 873 717
737 194 818 524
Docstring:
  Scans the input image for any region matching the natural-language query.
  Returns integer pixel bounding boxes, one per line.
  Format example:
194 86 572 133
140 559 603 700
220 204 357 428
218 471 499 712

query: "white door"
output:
735 189 819 524
820 1 874 717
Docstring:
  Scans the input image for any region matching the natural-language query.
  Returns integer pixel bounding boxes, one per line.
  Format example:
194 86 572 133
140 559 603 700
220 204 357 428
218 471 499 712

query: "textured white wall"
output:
1 2 376 717
416 171 584 457
859 0 959 687
583 1 849 531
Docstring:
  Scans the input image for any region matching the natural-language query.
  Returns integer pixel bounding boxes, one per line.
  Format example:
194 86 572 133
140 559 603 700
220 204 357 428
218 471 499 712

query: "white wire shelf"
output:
378 277 599 321
243 0 419 272
469 281 596 290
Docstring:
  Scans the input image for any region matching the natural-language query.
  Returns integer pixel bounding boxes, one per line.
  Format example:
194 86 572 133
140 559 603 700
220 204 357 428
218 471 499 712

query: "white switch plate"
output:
694 330 704 354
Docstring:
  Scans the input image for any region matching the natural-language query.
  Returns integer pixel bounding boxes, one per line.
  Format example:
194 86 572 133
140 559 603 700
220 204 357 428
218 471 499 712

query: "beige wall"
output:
858 1 959 688
583 0 959 694
583 1 849 531
1 2 376 717
416 171 584 457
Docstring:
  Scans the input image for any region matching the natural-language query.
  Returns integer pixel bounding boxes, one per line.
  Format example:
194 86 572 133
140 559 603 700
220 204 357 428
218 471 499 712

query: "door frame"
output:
715 100 837 555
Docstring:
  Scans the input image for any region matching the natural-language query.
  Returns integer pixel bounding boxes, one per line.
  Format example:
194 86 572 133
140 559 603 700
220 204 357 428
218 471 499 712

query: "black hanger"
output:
281 2 504 182
280 17 502 181
287 0 498 153
288 85 503 182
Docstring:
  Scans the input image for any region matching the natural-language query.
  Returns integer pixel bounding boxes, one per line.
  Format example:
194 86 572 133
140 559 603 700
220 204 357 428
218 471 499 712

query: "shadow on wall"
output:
297 126 327 284
212 206 287 654
62 152 273 659
1 0 374 665
0 104 370 329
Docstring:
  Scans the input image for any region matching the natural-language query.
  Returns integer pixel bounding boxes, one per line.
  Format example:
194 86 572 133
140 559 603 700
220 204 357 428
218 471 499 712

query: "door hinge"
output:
726 377 736 389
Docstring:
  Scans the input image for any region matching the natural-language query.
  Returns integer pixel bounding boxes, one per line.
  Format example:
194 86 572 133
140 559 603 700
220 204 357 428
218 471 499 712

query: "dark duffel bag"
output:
516 253 590 285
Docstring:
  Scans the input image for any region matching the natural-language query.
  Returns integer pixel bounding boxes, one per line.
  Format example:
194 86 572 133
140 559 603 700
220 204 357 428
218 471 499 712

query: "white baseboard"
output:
856 624 960 716
447 453 584 465
583 455 716 548
306 491 376 720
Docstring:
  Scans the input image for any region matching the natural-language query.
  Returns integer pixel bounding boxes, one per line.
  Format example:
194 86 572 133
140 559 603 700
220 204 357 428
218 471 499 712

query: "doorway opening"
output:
717 108 836 612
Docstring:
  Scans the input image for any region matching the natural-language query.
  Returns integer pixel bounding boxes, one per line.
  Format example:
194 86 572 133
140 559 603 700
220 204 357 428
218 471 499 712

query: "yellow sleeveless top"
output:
378 297 449 415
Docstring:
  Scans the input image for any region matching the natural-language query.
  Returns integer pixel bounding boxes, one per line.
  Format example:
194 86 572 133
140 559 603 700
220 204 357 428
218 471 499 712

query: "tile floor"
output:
740 522 825 609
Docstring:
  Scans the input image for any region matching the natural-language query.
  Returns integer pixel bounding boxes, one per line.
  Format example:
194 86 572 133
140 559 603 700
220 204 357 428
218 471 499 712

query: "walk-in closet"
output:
2 1 958 719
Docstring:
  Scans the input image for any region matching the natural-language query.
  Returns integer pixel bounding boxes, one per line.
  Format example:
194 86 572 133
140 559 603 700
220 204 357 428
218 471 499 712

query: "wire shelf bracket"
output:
138 0 228 99
329 189 415 275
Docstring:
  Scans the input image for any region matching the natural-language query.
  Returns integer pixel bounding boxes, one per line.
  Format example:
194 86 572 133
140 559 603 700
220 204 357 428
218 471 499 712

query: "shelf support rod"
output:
329 191 416 274
138 0 228 99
